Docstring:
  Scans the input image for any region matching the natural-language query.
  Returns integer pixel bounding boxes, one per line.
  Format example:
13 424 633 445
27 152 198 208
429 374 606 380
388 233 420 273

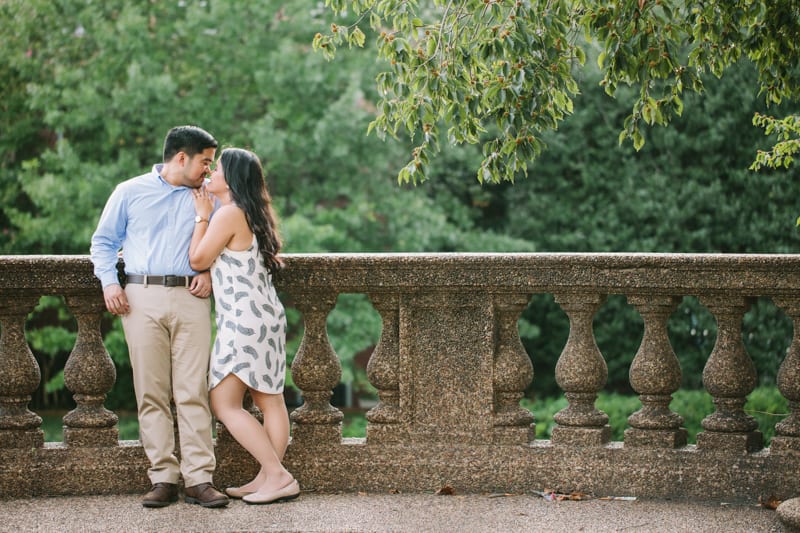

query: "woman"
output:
189 147 298 505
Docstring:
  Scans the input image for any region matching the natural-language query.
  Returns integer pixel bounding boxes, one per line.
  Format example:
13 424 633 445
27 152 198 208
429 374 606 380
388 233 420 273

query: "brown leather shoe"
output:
142 482 179 508
184 482 230 508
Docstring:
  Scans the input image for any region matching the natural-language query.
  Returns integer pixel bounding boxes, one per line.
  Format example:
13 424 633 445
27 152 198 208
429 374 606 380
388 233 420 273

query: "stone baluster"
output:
771 296 800 452
552 292 611 445
365 292 402 443
0 293 44 448
625 295 687 448
492 292 535 444
697 295 761 453
289 292 343 446
62 294 119 446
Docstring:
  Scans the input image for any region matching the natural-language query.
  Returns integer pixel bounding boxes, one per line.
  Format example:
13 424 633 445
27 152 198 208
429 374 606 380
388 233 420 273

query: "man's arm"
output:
91 188 129 314
90 187 127 289
102 283 130 316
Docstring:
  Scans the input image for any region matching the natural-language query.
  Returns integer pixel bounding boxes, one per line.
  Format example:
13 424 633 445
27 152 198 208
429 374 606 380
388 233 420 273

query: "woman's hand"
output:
193 186 214 220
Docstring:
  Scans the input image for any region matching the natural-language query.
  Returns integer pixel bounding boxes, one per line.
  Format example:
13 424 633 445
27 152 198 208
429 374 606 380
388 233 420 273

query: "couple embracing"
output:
90 126 297 508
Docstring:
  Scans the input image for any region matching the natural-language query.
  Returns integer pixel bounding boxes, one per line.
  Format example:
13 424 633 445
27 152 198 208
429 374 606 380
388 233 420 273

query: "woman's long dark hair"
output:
220 148 283 275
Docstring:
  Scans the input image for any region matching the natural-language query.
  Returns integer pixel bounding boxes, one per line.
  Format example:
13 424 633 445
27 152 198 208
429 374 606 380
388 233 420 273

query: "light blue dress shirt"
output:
90 164 207 288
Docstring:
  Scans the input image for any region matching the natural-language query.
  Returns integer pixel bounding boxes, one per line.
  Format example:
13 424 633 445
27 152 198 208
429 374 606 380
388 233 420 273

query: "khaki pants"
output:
121 284 214 487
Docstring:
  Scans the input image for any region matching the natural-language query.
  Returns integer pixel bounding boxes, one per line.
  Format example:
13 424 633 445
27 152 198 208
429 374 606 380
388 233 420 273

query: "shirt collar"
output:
152 164 167 186
153 163 190 190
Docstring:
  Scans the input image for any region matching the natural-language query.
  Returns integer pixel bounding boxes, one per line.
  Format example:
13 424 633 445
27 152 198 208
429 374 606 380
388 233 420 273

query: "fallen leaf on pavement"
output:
759 495 781 510
436 485 456 496
531 490 591 502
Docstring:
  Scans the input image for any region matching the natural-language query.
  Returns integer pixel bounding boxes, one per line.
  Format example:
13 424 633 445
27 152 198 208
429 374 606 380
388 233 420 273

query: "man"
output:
90 125 229 508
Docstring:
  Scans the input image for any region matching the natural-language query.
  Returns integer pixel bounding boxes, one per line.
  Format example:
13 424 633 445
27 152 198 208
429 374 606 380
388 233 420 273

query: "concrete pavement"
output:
0 491 786 532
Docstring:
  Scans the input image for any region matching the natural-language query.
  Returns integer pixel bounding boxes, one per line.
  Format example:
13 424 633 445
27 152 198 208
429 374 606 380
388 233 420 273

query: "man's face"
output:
181 147 216 188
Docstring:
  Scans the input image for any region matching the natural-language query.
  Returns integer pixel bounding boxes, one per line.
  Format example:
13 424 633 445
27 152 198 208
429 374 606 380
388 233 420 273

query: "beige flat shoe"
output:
242 479 300 505
224 486 254 499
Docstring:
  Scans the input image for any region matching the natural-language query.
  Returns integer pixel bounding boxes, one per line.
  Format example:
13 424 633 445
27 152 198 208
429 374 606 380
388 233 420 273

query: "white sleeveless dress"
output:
208 235 286 393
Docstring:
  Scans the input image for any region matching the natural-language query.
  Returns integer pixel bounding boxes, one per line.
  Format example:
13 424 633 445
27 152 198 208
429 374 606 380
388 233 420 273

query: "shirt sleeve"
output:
90 186 127 288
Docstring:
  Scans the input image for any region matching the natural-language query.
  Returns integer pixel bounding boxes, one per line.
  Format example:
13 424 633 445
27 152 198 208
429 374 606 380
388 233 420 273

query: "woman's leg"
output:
226 391 290 493
247 389 294 493
260 391 290 459
210 376 293 493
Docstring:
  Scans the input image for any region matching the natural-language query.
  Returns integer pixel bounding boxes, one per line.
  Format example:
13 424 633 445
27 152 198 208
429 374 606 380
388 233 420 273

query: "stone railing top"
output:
280 253 800 297
0 255 98 293
2 253 800 295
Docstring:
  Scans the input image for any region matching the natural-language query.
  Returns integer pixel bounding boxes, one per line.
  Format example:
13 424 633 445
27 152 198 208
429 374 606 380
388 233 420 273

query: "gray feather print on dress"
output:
236 275 254 288
237 324 255 335
220 254 243 267
243 345 258 359
218 352 235 364
231 362 250 373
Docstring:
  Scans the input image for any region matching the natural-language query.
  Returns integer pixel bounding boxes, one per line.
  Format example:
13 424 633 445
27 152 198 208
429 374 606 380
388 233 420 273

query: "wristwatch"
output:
195 215 209 224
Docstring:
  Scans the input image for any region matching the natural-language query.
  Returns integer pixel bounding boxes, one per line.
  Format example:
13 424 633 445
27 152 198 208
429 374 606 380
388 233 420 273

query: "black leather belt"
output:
125 274 194 287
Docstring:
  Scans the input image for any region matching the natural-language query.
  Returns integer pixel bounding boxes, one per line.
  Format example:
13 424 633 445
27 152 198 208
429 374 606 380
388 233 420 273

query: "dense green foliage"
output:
317 1 800 183
1 1 797 416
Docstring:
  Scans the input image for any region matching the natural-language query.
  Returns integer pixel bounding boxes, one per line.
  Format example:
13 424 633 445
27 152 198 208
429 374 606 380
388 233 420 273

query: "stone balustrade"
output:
1 253 800 504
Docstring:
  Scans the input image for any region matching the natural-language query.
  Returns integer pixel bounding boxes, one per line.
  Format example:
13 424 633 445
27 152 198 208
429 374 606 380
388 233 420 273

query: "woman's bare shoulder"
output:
214 204 252 249
212 204 247 224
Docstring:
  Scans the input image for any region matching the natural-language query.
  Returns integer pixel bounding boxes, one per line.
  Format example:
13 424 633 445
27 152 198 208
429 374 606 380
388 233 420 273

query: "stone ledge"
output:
243 439 800 503
4 439 799 501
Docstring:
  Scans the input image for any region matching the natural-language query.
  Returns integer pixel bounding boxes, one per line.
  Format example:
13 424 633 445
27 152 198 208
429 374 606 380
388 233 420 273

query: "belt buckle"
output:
165 275 177 287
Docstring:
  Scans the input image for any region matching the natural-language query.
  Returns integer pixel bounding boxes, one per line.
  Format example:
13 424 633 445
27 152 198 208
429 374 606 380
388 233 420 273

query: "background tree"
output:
316 0 800 183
